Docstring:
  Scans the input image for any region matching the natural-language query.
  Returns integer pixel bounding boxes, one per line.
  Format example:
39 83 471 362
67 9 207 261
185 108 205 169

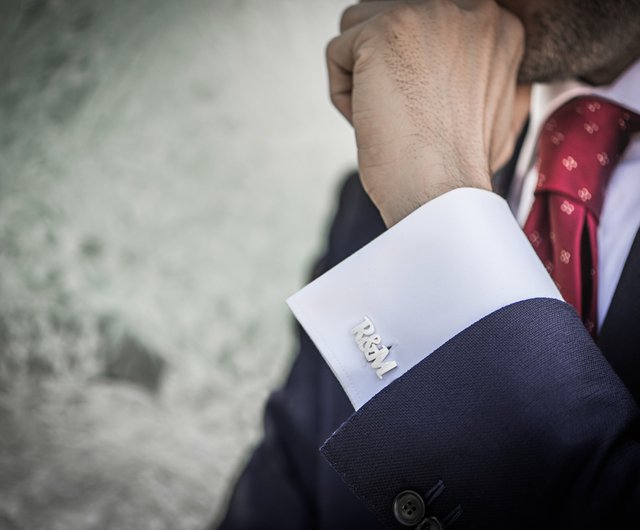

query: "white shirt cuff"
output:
287 188 563 411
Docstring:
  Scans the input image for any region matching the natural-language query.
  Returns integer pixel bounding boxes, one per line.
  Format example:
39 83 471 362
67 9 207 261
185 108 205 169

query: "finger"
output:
326 22 366 122
340 1 394 33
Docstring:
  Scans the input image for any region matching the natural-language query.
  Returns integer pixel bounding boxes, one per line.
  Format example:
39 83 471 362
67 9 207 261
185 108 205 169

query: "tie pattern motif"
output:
524 96 640 337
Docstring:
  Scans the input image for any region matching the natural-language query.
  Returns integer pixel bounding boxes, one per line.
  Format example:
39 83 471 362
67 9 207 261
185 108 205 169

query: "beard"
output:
517 0 640 85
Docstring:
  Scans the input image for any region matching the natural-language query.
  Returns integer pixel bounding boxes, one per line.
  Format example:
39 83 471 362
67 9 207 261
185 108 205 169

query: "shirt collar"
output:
511 59 640 212
529 59 640 139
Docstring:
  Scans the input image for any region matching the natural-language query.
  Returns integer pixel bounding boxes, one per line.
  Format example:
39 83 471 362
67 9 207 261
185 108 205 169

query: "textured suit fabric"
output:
321 298 640 529
218 171 640 529
598 227 640 401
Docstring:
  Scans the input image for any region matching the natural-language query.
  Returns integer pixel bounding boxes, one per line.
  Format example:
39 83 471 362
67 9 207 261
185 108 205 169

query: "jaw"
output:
500 0 640 86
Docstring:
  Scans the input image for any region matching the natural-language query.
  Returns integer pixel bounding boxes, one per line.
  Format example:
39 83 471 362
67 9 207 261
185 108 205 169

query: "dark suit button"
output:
417 517 444 530
392 490 426 526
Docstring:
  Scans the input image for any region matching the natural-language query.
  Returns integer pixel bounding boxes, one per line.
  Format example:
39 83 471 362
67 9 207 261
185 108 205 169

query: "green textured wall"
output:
0 0 354 527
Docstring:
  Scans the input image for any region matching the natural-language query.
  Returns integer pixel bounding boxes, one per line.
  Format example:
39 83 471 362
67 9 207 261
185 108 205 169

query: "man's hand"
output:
327 0 526 226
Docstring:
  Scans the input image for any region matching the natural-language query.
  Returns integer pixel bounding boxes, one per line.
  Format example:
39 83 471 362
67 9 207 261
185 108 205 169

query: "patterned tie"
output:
524 96 640 337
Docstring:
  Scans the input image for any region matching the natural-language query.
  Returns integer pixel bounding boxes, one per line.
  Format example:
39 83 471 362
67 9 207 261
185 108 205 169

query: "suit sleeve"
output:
288 189 640 529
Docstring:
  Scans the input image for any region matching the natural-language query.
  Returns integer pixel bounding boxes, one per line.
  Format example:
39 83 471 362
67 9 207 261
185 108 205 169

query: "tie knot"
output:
536 96 640 219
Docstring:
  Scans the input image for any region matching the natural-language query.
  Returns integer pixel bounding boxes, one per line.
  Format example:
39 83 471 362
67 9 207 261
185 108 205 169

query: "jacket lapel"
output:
598 228 640 403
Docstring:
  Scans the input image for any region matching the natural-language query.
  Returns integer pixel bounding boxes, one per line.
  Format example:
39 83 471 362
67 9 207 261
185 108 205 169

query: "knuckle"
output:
501 10 525 50
475 0 498 14
380 3 421 31
339 4 359 32
512 16 526 43
325 36 339 61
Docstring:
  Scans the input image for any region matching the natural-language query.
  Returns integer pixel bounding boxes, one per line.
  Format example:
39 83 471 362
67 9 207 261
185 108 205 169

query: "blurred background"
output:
0 0 355 528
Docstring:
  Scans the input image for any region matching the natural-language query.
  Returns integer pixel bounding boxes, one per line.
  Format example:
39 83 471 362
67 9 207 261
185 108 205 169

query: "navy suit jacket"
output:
217 139 640 528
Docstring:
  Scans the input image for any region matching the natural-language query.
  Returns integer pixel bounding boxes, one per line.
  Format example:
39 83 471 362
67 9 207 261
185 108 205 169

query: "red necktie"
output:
524 96 640 337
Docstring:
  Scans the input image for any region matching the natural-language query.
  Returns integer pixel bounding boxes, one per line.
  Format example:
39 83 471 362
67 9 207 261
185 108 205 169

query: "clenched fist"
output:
326 0 528 226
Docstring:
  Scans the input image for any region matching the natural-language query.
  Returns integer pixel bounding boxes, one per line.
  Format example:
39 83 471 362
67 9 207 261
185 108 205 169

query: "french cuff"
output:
287 188 563 411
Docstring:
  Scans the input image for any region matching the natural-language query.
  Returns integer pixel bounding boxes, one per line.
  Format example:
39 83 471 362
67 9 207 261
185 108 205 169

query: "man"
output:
218 0 640 528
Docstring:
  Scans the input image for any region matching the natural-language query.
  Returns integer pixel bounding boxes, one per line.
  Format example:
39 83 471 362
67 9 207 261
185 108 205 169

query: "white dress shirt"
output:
287 60 640 411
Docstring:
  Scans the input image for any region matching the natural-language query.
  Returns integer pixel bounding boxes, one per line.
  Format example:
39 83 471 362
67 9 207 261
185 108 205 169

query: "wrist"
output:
364 155 492 227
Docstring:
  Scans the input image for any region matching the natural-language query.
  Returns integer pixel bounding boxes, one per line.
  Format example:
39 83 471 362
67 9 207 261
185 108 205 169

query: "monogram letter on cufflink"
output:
351 317 398 379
